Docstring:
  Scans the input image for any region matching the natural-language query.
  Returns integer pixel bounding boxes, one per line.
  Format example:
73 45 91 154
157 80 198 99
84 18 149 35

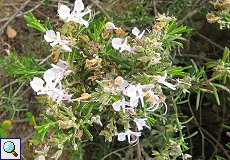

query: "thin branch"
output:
134 127 142 160
177 53 213 61
0 0 45 23
188 93 230 159
199 124 230 159
197 33 224 50
179 0 200 25
210 91 227 159
89 0 110 19
22 131 37 144
188 93 205 158
101 145 130 160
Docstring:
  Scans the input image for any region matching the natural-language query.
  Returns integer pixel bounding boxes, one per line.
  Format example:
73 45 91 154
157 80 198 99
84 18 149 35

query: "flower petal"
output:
126 85 137 98
72 17 89 28
44 30 56 42
112 38 122 50
44 69 56 85
132 27 145 39
117 133 127 141
74 0 85 12
112 101 121 111
58 5 71 19
61 45 72 52
132 27 140 37
30 77 45 92
105 22 117 30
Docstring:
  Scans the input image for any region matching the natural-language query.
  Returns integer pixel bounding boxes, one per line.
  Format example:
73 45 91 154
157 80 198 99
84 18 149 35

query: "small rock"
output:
6 26 17 39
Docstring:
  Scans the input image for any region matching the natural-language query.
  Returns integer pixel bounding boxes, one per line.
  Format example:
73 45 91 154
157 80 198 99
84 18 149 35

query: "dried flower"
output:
105 22 118 30
114 76 129 91
85 56 102 69
91 115 103 126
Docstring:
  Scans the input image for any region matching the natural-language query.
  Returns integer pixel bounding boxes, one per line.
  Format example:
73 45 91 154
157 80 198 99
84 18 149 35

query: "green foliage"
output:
206 47 230 84
3 53 45 82
0 120 11 138
23 12 52 32
24 111 37 127
0 87 27 119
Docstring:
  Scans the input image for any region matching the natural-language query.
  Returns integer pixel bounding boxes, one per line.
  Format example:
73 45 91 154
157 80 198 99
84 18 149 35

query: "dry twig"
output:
0 0 31 34
197 33 224 50
89 0 110 19
0 0 45 23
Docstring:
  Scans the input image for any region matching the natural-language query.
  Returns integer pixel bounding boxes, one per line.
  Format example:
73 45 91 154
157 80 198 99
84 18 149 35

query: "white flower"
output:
44 30 72 52
30 77 45 93
117 129 141 145
58 0 91 28
183 154 192 160
145 91 161 111
30 76 72 104
132 27 145 39
112 37 134 53
35 156 45 160
157 72 179 90
125 84 154 108
133 118 150 131
50 61 72 81
125 84 142 107
112 98 133 113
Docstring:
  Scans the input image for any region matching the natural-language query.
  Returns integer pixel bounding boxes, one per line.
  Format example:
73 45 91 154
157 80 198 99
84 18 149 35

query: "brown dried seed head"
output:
115 28 125 35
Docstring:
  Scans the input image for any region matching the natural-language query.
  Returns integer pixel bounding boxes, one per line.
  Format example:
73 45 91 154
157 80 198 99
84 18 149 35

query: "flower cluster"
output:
31 0 92 105
58 0 92 28
112 76 175 144
95 72 179 145
30 60 72 105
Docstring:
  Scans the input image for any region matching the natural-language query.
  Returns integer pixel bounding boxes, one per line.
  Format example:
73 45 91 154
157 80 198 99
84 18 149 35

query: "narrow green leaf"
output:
195 67 205 81
210 82 220 105
222 47 229 62
213 83 230 93
190 59 198 73
222 124 230 130
81 126 93 141
184 131 198 139
180 116 194 125
177 100 189 104
45 17 53 30
196 89 201 110
146 116 156 125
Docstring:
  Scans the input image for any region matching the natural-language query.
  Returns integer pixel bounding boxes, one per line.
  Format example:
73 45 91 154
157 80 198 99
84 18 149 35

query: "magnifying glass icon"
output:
3 141 18 157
